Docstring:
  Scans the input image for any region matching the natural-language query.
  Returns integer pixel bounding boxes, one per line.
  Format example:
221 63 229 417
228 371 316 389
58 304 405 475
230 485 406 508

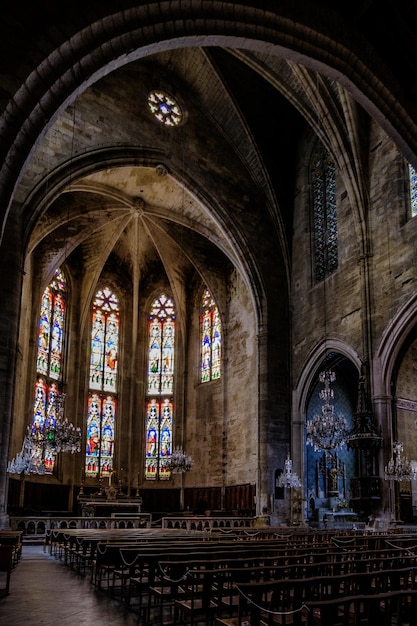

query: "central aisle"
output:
0 544 139 626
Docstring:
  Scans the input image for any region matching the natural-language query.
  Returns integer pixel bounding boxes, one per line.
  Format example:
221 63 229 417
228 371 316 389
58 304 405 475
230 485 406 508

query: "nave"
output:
3 527 417 626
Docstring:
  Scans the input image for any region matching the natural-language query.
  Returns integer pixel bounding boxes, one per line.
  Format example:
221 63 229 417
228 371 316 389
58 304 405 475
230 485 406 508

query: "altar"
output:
80 500 143 517
78 486 143 517
318 507 358 528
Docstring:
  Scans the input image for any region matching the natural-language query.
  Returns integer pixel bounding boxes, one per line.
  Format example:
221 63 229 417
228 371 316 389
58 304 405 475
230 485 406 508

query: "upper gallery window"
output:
85 287 119 479
200 288 222 383
311 142 338 282
147 90 183 127
409 163 417 217
32 268 67 473
37 268 66 380
145 293 176 480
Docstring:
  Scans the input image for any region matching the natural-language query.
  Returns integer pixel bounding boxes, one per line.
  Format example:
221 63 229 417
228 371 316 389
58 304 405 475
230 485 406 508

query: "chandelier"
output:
165 447 193 474
277 454 302 489
7 435 46 475
7 392 81 475
306 370 349 452
28 393 81 454
384 441 417 482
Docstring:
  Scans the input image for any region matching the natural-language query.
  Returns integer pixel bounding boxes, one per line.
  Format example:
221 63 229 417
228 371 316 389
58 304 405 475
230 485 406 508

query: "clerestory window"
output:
200 288 222 383
311 142 338 282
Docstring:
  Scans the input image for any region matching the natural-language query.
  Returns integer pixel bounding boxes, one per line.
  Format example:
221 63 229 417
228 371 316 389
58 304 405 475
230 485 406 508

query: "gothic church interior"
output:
2 1 417 529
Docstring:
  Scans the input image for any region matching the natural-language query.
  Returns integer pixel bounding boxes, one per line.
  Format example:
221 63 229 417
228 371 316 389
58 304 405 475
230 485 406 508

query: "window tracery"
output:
409 163 417 216
311 142 338 282
85 287 119 479
200 288 221 383
145 293 176 480
33 268 67 473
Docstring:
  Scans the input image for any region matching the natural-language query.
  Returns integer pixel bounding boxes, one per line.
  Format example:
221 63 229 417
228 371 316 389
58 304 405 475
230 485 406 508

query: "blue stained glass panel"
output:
200 288 221 382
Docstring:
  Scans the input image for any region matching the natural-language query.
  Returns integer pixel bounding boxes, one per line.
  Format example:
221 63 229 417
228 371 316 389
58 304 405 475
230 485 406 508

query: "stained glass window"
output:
409 163 417 217
311 142 338 282
85 288 119 478
37 268 66 380
32 268 67 473
145 294 176 480
147 90 183 127
200 288 222 383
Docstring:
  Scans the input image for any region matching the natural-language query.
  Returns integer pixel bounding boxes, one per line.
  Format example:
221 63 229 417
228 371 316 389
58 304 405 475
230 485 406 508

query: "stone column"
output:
256 326 269 518
373 393 394 521
0 210 24 529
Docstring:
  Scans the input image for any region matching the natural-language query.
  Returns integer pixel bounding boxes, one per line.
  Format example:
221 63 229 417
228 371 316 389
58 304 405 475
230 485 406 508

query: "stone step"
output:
22 534 46 545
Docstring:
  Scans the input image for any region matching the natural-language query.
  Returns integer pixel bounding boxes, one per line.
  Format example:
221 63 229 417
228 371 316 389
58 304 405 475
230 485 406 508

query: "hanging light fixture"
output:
27 392 81 455
384 441 417 482
165 447 193 474
7 392 81 475
7 435 46 475
277 453 302 489
306 369 349 452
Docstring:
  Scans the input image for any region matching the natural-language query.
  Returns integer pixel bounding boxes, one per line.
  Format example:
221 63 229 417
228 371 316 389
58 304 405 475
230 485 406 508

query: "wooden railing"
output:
161 515 257 532
9 514 152 535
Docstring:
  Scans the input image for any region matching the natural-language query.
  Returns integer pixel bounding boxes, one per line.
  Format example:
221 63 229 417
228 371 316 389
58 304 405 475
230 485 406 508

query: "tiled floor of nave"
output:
0 544 142 626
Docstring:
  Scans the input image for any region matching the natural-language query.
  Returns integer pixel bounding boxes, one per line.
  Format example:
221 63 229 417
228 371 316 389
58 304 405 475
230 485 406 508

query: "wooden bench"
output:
0 545 14 598
215 566 417 626
304 588 417 626
88 534 417 622
0 531 22 566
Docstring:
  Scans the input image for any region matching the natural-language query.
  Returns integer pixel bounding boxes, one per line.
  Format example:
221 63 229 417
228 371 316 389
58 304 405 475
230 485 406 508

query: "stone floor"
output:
0 544 142 626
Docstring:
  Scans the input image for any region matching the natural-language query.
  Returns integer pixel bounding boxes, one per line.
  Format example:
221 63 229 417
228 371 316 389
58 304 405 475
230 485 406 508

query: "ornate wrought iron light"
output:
165 447 193 474
306 370 349 452
346 372 382 450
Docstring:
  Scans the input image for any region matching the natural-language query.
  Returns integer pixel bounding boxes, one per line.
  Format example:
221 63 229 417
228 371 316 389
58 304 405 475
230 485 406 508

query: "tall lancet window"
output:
145 293 175 480
85 288 119 479
409 163 417 217
32 268 67 473
200 288 222 383
311 142 338 282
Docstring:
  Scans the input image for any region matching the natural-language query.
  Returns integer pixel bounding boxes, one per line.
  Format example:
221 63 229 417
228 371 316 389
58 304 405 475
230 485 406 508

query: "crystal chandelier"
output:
7 435 46 475
165 447 193 474
27 392 82 454
277 454 302 488
7 392 81 475
384 441 417 482
306 370 349 452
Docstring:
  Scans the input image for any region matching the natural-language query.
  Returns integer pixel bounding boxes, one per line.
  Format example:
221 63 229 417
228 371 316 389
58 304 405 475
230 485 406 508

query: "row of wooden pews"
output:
48 527 417 625
0 530 23 597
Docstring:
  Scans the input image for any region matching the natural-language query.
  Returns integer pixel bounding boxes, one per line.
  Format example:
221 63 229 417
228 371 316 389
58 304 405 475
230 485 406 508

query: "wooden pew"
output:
0 545 14 598
0 531 22 566
215 566 417 626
